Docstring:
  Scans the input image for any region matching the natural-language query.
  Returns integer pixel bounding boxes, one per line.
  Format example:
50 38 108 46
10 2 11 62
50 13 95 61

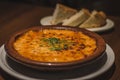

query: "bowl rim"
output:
5 25 106 68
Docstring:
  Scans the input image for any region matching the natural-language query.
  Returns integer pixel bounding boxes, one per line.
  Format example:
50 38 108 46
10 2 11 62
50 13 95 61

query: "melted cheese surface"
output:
14 29 96 62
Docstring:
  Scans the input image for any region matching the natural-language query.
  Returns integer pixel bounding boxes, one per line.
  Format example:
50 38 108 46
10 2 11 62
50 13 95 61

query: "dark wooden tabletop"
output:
0 1 120 80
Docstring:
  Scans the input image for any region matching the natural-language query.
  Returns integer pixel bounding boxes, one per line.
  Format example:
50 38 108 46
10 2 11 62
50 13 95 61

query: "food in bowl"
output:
13 29 96 62
5 26 106 70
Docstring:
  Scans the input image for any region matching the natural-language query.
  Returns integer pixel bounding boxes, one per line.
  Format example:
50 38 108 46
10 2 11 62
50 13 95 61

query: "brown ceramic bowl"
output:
5 25 106 71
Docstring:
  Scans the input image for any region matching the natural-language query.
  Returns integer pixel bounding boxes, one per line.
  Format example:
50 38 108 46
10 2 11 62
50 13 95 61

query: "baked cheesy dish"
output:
13 29 97 62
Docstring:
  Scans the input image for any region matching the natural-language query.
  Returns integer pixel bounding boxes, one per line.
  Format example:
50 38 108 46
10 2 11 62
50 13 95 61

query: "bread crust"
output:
79 10 107 28
51 4 77 25
62 9 90 26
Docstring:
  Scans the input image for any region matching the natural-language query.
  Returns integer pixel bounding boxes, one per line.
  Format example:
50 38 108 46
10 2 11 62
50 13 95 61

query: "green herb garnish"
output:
41 37 73 51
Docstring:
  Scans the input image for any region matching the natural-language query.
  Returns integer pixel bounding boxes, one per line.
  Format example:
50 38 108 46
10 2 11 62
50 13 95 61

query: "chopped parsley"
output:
41 37 73 51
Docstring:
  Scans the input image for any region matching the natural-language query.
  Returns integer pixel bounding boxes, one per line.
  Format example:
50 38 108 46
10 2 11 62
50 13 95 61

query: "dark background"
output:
1 0 120 16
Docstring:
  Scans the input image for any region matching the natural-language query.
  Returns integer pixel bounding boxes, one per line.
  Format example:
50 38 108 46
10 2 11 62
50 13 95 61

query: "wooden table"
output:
0 1 120 80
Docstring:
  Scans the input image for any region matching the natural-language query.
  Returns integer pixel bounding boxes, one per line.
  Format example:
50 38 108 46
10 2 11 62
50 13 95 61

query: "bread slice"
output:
79 10 106 28
62 9 90 27
51 4 77 25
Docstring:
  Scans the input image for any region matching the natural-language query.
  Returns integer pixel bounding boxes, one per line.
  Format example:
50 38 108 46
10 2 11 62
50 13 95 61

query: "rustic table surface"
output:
0 1 120 80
